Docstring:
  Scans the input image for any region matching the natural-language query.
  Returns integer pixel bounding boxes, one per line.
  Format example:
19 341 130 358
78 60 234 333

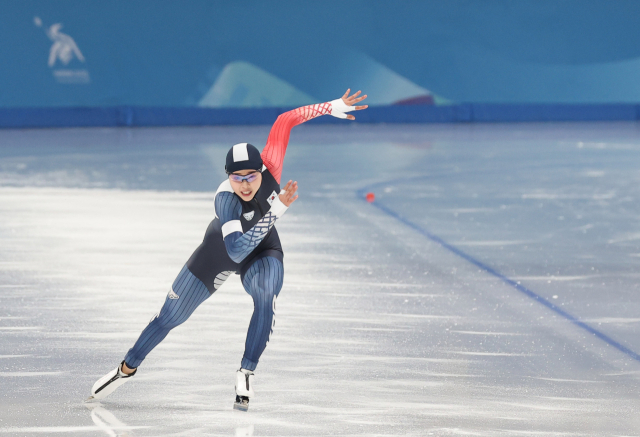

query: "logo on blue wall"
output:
34 16 90 85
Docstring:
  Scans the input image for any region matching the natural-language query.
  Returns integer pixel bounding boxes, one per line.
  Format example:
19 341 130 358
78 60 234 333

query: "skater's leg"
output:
89 266 213 401
240 256 283 371
124 265 211 368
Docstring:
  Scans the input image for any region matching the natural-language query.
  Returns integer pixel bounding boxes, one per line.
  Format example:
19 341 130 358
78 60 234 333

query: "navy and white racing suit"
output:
124 101 334 371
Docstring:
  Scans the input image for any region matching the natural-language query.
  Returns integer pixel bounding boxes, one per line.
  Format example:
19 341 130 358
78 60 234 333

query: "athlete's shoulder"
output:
214 179 241 220
215 179 234 196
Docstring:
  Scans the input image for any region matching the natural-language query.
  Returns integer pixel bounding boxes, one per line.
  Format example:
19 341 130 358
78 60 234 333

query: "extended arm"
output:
261 90 368 183
261 102 330 184
216 192 288 263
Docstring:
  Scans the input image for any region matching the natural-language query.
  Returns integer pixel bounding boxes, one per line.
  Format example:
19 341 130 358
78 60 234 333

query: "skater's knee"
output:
253 288 278 314
155 313 188 329
246 274 282 301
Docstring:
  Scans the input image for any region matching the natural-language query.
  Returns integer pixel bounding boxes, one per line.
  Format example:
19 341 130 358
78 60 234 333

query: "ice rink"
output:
1 122 640 436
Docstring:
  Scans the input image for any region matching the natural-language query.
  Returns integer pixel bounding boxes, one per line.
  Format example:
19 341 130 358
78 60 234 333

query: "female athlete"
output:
88 89 368 411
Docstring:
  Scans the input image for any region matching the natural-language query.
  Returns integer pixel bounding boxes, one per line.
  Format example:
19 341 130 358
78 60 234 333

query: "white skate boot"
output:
86 361 136 402
233 368 255 411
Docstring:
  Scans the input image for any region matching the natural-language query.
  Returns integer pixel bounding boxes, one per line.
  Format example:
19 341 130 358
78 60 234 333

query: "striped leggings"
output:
124 256 283 371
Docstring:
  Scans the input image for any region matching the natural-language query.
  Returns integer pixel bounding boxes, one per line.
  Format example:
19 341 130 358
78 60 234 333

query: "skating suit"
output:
123 101 334 371
186 100 333 287
186 167 284 291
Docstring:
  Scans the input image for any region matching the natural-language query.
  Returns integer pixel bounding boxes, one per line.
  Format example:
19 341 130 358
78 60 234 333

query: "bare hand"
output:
279 180 299 207
341 89 368 120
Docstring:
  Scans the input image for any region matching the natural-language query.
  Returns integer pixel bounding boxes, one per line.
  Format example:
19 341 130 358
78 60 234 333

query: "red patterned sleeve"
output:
261 102 332 183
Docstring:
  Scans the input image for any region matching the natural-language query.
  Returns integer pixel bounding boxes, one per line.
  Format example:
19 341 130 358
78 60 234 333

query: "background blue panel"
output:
3 1 640 125
3 105 639 129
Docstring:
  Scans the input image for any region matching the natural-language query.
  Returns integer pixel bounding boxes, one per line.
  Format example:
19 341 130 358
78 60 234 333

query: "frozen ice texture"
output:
0 122 639 435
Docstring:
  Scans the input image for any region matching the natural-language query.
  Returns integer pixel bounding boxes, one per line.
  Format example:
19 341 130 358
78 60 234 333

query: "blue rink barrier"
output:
1 104 640 128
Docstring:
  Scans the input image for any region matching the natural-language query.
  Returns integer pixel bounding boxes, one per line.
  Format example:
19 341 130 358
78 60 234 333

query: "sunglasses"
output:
228 170 261 183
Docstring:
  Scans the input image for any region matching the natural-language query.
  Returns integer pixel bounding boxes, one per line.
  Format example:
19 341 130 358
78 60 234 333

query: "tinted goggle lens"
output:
229 171 260 183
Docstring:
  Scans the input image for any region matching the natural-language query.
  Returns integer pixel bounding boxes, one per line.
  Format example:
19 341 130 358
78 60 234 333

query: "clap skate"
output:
233 368 255 411
86 361 136 402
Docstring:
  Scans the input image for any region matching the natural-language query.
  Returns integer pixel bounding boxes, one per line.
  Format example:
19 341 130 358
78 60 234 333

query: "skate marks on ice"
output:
0 186 288 435
349 129 640 367
269 196 640 436
2 124 640 434
358 178 640 363
294 123 640 433
0 185 523 434
0 403 149 436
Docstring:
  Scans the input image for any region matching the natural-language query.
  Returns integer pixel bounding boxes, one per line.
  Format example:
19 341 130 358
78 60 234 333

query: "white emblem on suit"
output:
167 287 179 299
243 211 255 221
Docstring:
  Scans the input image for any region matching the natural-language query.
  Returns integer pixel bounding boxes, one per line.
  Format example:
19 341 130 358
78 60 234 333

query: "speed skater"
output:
87 89 368 411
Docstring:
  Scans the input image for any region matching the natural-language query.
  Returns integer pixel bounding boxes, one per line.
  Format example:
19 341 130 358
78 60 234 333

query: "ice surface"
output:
1 123 640 435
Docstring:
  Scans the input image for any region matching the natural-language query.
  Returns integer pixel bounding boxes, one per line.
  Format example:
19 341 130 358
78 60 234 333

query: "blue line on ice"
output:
357 183 640 363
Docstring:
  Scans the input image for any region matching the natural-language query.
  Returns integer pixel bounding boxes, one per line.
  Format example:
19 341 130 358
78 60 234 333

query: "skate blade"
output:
85 395 98 403
233 402 249 412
